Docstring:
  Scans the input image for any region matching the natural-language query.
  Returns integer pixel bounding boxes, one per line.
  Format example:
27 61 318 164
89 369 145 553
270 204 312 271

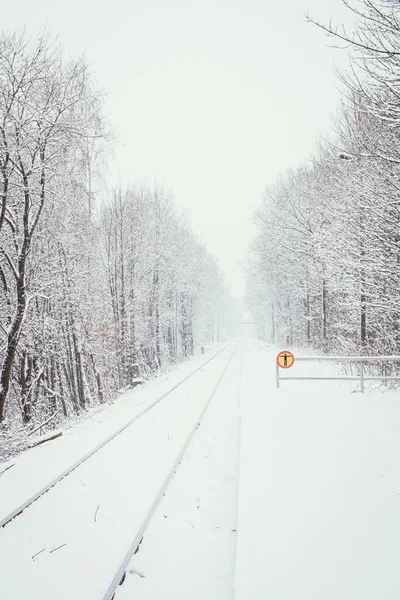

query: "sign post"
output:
276 350 295 388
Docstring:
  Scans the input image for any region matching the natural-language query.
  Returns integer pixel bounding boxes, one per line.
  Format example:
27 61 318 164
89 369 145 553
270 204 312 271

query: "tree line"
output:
0 32 226 430
247 0 400 356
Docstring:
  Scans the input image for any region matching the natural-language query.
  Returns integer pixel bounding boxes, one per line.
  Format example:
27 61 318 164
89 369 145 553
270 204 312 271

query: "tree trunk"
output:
0 277 27 422
322 277 328 349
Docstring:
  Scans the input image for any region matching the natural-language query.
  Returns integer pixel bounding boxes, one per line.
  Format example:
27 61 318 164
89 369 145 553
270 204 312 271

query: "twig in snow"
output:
32 548 45 561
49 543 66 554
94 505 100 522
0 463 15 477
189 520 195 528
29 432 62 448
128 566 146 578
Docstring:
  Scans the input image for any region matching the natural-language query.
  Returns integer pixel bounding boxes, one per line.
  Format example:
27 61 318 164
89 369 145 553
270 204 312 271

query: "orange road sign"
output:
276 350 295 369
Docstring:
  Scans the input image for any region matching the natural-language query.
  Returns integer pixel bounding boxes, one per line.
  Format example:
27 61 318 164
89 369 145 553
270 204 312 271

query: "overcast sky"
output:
3 0 351 298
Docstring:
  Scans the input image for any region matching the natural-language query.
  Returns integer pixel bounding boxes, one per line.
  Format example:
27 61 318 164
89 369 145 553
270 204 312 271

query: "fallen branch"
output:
30 432 62 448
32 548 45 561
28 409 61 436
94 505 100 522
50 543 66 554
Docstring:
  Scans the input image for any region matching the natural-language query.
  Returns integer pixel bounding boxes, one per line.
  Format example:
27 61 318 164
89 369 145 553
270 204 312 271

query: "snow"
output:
0 344 235 599
116 345 243 599
2 340 400 599
235 343 400 599
0 343 227 524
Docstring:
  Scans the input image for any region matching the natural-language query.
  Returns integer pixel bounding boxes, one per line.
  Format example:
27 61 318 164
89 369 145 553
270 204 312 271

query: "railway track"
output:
104 345 238 600
0 343 239 600
0 343 231 530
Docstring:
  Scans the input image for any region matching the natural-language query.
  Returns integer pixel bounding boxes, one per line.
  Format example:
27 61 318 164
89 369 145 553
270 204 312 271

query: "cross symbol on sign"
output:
276 350 294 368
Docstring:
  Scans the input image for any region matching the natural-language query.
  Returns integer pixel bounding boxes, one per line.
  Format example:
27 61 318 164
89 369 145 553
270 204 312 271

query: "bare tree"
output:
0 32 106 421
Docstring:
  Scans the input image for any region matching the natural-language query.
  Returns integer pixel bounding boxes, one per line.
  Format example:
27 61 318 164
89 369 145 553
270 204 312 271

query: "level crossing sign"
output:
276 350 295 369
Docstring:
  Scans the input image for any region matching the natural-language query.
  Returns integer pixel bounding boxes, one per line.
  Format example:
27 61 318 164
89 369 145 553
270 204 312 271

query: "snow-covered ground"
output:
236 344 400 600
117 344 243 599
0 344 234 599
2 340 400 599
0 343 228 524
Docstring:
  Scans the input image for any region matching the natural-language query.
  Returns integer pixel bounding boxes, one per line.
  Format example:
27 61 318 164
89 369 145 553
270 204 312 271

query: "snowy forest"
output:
0 32 227 431
248 0 400 355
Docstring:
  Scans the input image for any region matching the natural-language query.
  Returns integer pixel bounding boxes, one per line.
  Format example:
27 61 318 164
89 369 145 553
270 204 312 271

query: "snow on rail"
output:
0 343 231 529
103 347 238 600
0 345 237 600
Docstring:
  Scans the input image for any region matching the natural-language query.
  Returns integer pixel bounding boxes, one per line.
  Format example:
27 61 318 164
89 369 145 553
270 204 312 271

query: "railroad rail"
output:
0 343 231 529
105 345 238 600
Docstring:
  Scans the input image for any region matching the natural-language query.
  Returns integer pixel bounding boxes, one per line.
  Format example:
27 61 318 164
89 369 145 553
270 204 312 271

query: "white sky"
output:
3 0 351 298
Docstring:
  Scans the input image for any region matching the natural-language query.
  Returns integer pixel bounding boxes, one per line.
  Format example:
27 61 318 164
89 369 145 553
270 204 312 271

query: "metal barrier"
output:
276 355 400 393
